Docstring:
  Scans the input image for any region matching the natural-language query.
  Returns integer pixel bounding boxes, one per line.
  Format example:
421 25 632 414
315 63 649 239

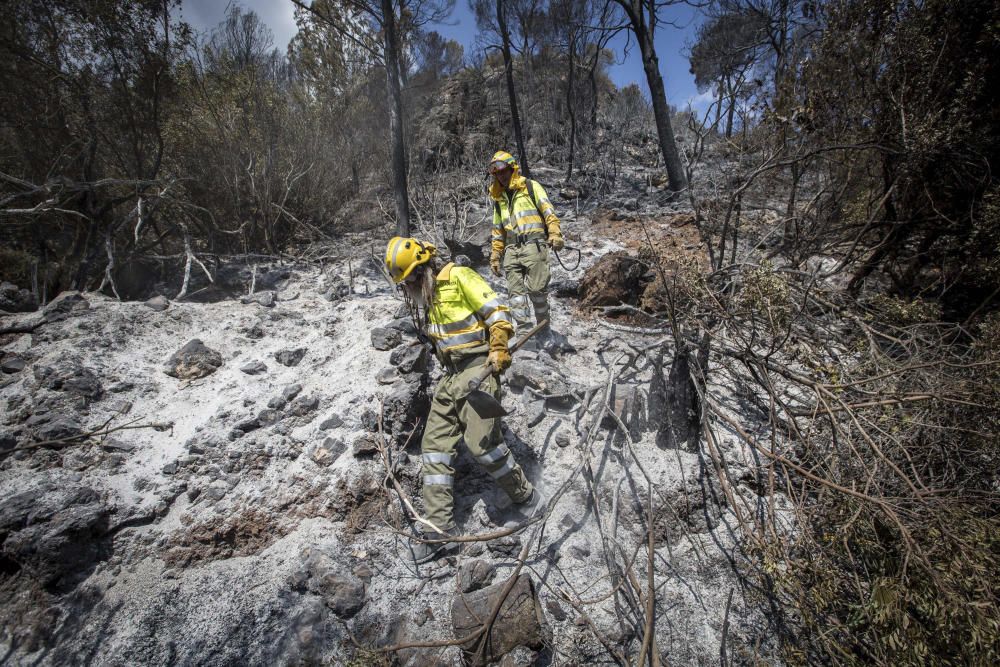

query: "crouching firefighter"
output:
384 236 545 563
487 150 564 344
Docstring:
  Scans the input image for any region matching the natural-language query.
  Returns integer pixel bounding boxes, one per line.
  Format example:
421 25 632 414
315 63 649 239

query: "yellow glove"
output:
490 252 503 277
548 233 565 251
488 325 512 373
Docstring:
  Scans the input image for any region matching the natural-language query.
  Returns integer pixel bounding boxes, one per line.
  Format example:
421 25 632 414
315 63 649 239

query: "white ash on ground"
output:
1 219 783 665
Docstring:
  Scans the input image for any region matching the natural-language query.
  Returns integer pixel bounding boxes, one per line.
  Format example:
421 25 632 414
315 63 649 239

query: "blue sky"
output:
179 0 710 111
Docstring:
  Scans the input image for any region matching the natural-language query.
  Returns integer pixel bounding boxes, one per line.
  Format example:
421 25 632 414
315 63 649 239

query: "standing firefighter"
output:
385 236 545 563
488 151 564 343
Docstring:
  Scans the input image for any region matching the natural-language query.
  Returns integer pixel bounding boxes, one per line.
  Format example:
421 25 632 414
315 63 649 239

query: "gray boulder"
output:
508 357 571 398
34 417 85 443
164 339 223 380
290 395 319 417
389 344 430 375
1 355 26 374
241 291 276 308
42 292 89 322
386 317 418 335
299 548 367 619
310 438 347 466
456 559 496 594
0 484 107 590
381 379 430 446
144 295 169 311
0 281 37 313
274 348 306 367
371 327 402 351
319 414 343 430
33 360 104 402
240 360 267 375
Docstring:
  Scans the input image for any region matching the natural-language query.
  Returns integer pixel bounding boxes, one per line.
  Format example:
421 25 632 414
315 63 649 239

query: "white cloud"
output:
179 0 298 50
685 90 717 112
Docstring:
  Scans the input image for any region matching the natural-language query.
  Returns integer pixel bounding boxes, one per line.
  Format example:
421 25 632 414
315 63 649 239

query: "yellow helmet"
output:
385 236 437 284
488 150 517 174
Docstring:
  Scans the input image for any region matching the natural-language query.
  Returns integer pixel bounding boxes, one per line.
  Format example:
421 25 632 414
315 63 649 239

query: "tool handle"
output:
469 319 550 390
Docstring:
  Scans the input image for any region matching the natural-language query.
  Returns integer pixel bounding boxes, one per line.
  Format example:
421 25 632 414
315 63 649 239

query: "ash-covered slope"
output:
0 201 778 665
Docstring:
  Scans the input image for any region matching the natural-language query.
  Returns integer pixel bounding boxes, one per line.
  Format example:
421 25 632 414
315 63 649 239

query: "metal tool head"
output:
465 388 508 418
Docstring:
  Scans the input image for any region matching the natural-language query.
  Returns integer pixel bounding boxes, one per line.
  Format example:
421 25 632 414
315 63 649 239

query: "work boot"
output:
513 488 549 521
410 528 459 564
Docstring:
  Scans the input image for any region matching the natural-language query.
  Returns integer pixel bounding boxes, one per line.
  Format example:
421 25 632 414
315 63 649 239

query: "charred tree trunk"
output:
381 0 411 235
616 0 688 196
565 30 577 181
451 574 546 666
497 0 529 177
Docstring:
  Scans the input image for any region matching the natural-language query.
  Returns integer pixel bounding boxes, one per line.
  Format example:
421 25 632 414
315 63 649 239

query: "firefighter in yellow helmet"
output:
487 151 564 344
384 236 546 563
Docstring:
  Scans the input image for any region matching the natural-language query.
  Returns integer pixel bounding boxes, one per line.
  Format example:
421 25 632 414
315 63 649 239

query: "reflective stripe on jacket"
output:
428 263 515 356
490 178 559 255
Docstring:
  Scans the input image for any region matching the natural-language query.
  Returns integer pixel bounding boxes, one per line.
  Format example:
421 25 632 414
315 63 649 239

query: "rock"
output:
204 481 228 501
508 358 571 397
300 548 367 619
102 438 135 453
144 295 169 311
257 408 281 427
162 461 178 475
42 292 89 322
240 361 267 375
381 379 430 446
274 348 306 367
555 431 571 448
33 360 104 401
62 447 102 471
525 401 546 427
499 647 540 667
1 355 26 374
267 396 287 410
234 416 261 434
0 281 37 313
0 484 107 590
376 368 398 385
542 330 576 357
371 327 402 351
319 414 343 430
0 432 16 452
164 339 223 380
34 418 84 443
323 275 351 301
488 535 522 558
241 291 276 307
389 344 430 375
451 574 546 666
282 384 303 402
456 559 496 594
352 434 379 458
290 395 319 417
386 317 417 335
310 438 346 466
545 599 567 622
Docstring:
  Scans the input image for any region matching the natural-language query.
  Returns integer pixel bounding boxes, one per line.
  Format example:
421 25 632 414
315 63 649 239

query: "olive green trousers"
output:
502 240 551 332
421 357 533 531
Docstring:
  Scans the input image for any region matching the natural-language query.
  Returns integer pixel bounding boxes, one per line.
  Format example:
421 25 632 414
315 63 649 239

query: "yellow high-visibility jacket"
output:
490 173 561 256
428 263 514 357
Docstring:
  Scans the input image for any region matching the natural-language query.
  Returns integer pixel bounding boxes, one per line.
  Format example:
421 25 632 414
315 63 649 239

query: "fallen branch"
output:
3 419 173 459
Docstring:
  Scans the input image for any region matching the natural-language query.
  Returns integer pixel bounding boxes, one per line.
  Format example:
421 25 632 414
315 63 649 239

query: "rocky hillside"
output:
1 178 779 665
